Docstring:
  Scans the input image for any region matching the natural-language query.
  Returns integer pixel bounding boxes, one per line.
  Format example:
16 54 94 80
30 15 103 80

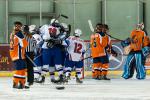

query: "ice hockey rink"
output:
1 0 150 100
0 75 150 100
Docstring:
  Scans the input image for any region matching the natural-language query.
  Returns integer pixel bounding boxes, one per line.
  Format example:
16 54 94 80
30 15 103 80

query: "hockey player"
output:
90 23 112 80
40 19 65 83
102 24 117 79
122 23 149 79
64 29 86 83
30 25 44 83
10 21 29 89
90 23 103 79
58 22 71 70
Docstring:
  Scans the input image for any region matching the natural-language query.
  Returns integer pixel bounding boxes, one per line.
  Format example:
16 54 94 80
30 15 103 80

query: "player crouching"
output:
64 29 85 83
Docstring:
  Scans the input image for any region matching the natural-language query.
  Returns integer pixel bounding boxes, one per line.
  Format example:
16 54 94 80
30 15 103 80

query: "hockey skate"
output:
54 75 65 90
13 82 18 89
102 75 110 80
27 82 33 86
64 75 71 83
54 74 65 84
35 75 45 84
76 75 83 84
18 82 30 89
76 77 83 84
99 75 104 80
95 75 102 80
51 79 60 84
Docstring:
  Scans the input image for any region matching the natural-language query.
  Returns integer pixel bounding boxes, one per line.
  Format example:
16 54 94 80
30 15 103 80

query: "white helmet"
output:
74 29 82 37
61 23 69 31
29 25 36 33
50 18 59 24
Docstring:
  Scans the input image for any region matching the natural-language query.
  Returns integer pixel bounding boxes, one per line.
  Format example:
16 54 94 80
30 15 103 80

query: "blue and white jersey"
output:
40 24 50 49
32 33 43 55
40 24 60 49
66 36 86 61
32 34 43 46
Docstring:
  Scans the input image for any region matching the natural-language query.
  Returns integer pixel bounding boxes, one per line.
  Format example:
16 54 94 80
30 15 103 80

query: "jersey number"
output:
74 43 82 54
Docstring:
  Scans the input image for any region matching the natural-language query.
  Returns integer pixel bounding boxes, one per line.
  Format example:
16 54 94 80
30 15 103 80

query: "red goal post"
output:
82 40 91 79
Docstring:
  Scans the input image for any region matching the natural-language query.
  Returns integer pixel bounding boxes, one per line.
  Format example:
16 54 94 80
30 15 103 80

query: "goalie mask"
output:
74 29 82 37
136 23 144 30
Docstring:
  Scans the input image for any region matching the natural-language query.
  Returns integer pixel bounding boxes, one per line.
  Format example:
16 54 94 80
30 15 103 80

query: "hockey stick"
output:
26 55 38 67
105 33 123 41
60 14 69 19
26 55 65 90
88 19 123 41
82 51 127 61
88 20 94 32
82 56 92 60
53 14 69 23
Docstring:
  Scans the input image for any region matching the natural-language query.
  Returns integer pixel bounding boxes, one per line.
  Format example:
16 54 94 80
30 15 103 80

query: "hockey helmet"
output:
136 23 144 30
50 18 59 25
74 29 82 37
29 25 36 33
61 23 69 31
23 25 29 33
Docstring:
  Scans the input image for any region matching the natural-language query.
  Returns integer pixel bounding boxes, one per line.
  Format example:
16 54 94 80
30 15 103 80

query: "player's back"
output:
90 33 108 58
67 36 85 61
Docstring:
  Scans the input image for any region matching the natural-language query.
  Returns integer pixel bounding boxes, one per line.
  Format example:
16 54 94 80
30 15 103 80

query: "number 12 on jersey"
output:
74 42 82 54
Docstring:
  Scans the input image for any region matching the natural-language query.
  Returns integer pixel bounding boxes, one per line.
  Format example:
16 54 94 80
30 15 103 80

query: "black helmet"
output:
23 25 29 33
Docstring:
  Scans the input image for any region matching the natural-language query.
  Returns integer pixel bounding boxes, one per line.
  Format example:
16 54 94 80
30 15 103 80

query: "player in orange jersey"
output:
122 23 149 79
90 23 103 79
90 24 114 80
10 21 29 89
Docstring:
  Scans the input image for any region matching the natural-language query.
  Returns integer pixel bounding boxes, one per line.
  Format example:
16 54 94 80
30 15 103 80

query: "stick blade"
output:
60 14 69 19
88 20 94 32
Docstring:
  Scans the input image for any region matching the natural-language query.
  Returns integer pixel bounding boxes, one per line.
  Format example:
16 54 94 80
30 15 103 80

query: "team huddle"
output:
9 18 150 89
9 19 86 89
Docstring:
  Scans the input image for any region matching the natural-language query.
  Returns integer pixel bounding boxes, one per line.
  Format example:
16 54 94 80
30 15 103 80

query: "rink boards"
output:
1 43 150 77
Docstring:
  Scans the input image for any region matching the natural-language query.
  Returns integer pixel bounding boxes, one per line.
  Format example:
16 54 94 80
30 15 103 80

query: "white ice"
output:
0 76 150 100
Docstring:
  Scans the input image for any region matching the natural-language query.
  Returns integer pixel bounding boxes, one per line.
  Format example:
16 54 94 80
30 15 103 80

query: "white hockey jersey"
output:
32 34 43 46
66 36 86 61
40 24 60 48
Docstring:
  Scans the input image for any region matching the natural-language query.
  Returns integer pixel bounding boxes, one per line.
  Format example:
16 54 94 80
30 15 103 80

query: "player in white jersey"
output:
64 29 86 83
40 19 66 83
32 30 44 83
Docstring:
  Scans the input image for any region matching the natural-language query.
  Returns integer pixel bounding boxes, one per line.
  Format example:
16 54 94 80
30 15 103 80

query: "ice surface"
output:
0 76 150 100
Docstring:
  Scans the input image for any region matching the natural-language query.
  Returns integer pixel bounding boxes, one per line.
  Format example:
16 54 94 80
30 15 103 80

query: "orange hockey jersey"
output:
90 33 110 58
10 31 28 61
130 30 147 51
143 36 150 47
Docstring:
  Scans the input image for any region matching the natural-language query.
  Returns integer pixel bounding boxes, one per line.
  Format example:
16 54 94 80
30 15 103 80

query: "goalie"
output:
122 23 149 79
